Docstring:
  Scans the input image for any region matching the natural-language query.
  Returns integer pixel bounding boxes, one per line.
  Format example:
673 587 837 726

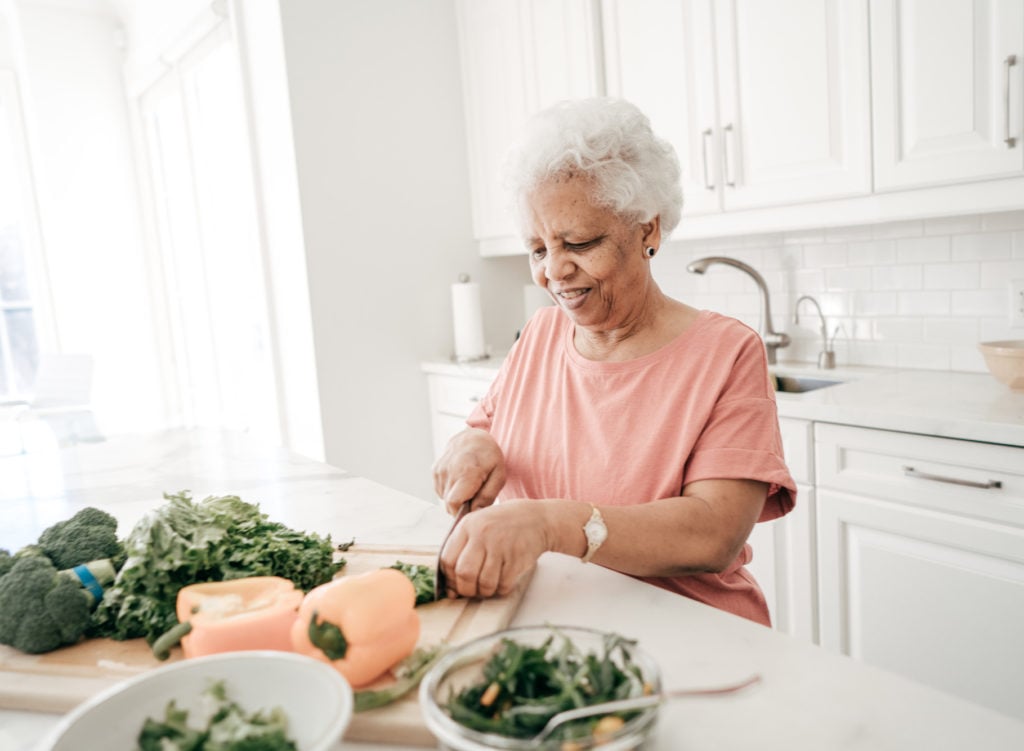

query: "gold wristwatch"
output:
580 505 607 563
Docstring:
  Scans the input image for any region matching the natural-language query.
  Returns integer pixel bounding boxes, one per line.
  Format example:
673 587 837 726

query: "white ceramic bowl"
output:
419 625 661 751
978 340 1024 390
38 651 353 751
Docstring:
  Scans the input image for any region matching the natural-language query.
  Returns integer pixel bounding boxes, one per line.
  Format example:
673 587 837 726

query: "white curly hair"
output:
502 97 684 236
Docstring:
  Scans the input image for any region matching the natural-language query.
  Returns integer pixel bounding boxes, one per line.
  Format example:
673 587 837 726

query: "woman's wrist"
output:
539 499 593 558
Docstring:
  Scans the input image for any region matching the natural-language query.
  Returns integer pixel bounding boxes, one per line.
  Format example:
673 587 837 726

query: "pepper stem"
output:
151 620 193 661
308 610 348 660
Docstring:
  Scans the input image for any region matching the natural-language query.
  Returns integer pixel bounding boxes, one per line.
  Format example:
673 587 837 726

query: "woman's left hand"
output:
438 499 553 599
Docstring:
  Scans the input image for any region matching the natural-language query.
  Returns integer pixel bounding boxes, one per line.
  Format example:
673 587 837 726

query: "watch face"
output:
585 517 607 545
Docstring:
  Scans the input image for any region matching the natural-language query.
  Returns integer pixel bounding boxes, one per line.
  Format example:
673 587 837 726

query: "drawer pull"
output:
902 465 1002 490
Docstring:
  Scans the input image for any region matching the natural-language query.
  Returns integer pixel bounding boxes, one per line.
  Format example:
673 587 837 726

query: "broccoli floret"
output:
38 507 124 570
0 549 12 579
0 555 93 653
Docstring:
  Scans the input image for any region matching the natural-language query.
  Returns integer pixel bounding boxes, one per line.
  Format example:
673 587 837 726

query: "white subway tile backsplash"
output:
923 263 980 290
848 239 896 266
872 264 923 290
825 266 873 291
951 289 1003 317
951 232 1013 260
897 290 950 316
924 317 979 343
653 213 1019 374
873 317 923 341
896 236 950 263
803 243 848 267
979 261 1024 289
852 290 900 315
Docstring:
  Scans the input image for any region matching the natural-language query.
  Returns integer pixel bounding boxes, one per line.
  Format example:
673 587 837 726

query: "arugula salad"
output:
444 629 653 745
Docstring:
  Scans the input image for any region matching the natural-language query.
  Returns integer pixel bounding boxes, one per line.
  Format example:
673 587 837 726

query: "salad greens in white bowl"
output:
38 651 352 751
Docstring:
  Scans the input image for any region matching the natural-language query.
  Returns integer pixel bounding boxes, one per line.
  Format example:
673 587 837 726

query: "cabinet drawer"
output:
816 424 1024 526
427 374 493 418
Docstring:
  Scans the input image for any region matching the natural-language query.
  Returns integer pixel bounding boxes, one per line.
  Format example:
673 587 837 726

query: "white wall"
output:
277 0 531 503
7 1 164 433
658 211 1023 372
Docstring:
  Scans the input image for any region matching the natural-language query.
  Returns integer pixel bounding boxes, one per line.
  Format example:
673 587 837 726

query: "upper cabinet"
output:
455 0 603 256
871 0 1024 190
456 0 1024 254
603 0 871 217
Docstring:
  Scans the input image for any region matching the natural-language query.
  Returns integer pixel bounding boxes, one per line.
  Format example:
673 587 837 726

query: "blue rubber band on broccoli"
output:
73 563 104 601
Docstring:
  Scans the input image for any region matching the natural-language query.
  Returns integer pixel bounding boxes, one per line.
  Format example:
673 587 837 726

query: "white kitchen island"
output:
2 428 1023 751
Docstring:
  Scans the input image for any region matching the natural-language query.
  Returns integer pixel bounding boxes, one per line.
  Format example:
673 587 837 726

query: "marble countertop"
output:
3 429 1024 750
423 354 1024 447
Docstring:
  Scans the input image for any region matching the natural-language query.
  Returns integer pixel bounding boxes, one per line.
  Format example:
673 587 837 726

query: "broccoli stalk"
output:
38 507 124 570
0 555 95 654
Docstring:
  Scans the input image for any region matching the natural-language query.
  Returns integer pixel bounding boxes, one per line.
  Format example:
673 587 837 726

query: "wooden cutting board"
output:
0 544 533 747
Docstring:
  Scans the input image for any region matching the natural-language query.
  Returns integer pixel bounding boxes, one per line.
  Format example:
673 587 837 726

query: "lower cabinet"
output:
746 417 818 644
424 370 495 458
815 423 1024 721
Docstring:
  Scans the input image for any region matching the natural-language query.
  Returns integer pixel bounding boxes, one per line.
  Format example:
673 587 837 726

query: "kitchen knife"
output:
434 501 471 601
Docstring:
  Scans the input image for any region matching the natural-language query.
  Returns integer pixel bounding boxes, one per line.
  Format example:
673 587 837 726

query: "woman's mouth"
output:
554 288 590 310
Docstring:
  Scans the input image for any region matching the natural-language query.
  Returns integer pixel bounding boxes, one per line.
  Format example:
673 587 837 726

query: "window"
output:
0 71 44 403
136 24 280 441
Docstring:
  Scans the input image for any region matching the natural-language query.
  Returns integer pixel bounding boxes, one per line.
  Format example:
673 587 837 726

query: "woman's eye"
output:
530 247 547 261
566 237 601 251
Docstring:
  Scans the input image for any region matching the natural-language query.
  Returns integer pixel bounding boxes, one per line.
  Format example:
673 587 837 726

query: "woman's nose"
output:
544 248 574 281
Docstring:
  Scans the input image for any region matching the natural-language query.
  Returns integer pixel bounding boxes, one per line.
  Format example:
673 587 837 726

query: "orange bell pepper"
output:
154 576 304 660
290 568 420 688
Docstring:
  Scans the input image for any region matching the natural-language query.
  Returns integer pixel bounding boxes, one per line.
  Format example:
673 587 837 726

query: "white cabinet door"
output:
455 0 603 253
871 0 1024 190
601 0 721 216
817 487 1024 720
713 0 872 209
601 0 871 222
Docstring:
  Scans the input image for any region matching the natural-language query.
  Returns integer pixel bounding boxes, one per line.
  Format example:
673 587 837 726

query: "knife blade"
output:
434 501 471 601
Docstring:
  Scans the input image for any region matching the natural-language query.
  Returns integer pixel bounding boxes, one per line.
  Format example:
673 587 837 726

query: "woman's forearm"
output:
539 479 767 577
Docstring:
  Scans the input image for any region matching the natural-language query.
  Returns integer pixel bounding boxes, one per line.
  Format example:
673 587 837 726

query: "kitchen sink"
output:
774 374 844 394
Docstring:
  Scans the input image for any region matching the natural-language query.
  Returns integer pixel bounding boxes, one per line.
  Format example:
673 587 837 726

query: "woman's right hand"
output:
432 428 506 515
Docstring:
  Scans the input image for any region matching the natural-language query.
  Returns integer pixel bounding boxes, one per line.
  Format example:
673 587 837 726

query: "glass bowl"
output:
419 625 662 751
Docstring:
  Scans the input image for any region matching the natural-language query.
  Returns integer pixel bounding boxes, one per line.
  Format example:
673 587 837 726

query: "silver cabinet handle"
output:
902 465 1002 490
701 128 715 190
1005 54 1017 148
722 123 737 187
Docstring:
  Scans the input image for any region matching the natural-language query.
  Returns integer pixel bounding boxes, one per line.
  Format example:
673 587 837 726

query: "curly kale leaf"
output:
92 491 342 644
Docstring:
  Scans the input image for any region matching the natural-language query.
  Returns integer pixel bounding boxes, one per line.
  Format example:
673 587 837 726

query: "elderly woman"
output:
434 98 796 626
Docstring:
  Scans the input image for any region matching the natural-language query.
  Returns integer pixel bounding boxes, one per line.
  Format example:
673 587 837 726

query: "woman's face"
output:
523 175 656 332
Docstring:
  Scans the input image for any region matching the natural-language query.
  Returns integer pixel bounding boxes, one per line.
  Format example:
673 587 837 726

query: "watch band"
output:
581 505 607 564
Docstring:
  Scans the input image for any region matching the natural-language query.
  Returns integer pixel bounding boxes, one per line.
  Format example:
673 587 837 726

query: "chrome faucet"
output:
686 256 791 364
794 295 836 370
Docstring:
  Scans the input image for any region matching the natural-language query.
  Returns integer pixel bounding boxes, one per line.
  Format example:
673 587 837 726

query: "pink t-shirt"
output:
467 306 797 626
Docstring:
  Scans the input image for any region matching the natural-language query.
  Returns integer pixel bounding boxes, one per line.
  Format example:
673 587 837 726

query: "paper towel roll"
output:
523 284 552 324
451 279 487 361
